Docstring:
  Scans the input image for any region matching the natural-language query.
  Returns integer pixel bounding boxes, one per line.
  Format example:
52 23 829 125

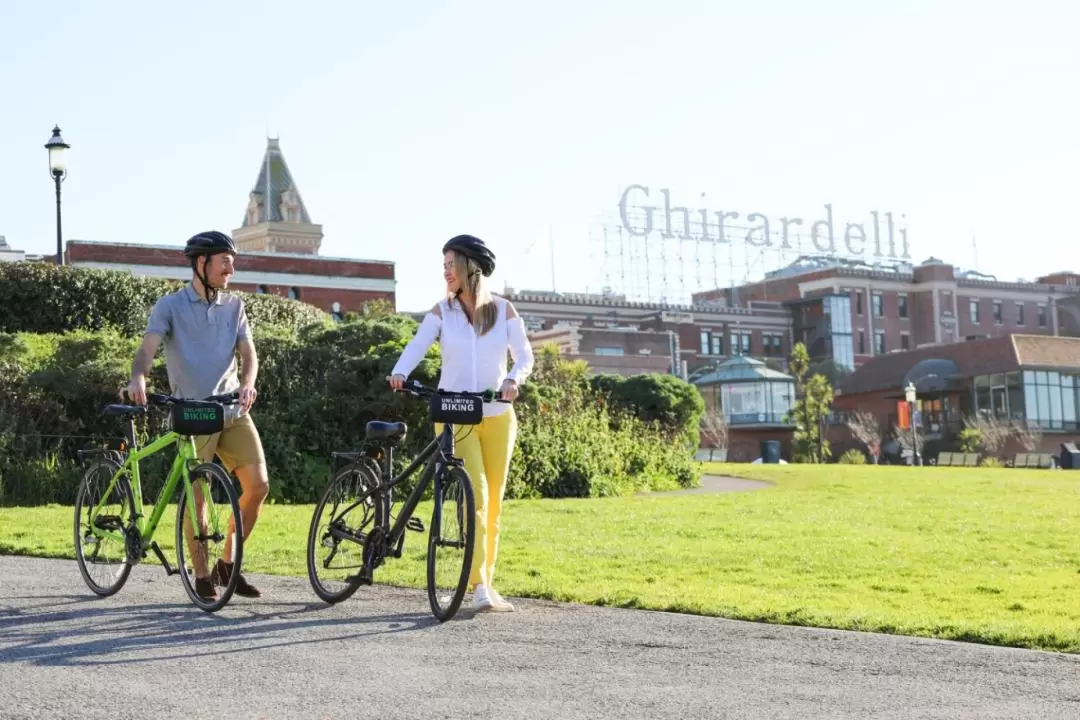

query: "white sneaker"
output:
488 587 515 612
472 584 495 612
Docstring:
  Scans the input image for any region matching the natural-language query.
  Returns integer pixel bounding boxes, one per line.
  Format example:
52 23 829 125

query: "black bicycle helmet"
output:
443 234 495 277
184 230 237 258
184 231 237 304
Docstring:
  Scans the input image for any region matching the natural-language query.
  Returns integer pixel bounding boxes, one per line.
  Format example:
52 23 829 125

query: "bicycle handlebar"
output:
120 389 241 407
395 379 512 404
151 391 241 406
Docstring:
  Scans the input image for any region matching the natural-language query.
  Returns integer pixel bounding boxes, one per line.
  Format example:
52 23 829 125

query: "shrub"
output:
838 448 867 465
511 349 699 498
981 457 1005 468
588 369 705 448
0 316 699 505
0 262 328 337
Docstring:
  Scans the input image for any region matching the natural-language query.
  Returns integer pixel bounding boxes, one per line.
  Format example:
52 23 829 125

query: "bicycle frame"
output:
83 419 206 550
334 422 461 551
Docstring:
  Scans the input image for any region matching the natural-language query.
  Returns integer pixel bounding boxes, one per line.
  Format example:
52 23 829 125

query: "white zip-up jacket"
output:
391 294 535 417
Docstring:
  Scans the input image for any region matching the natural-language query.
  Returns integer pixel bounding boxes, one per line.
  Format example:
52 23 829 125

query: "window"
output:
699 330 723 356
874 330 885 355
255 285 268 294
992 301 1003 324
969 299 980 324
763 334 783 356
897 294 909 318
1038 304 1047 327
288 287 300 300
1007 370 1080 431
872 293 884 318
331 301 342 322
719 380 795 426
858 330 866 355
855 291 864 315
594 347 624 356
730 331 751 356
900 333 910 350
1016 303 1025 325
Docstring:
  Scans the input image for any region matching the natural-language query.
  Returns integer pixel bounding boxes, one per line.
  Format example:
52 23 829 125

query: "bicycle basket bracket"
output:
430 391 483 425
171 400 225 436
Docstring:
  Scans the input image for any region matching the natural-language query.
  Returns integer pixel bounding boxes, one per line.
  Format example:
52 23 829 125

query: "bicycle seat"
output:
104 404 148 417
365 421 407 444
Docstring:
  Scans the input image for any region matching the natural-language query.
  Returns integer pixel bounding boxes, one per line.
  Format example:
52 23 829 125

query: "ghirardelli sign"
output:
618 184 910 261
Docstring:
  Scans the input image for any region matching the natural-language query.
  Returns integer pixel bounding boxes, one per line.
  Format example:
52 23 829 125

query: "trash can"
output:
760 440 781 464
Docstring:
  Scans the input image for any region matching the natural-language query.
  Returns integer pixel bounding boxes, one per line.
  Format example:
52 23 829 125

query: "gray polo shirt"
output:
145 282 251 421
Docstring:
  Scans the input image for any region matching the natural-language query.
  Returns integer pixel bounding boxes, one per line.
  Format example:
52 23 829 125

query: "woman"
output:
388 234 534 613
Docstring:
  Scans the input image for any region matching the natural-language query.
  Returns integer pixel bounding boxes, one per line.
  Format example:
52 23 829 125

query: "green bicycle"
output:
74 390 246 613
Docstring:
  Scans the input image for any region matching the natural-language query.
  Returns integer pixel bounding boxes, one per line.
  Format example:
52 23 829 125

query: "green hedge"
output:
0 325 701 506
0 261 329 336
0 265 702 505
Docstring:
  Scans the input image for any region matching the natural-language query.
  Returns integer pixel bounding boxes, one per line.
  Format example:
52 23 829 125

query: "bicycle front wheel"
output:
74 458 135 597
426 465 476 622
175 462 244 613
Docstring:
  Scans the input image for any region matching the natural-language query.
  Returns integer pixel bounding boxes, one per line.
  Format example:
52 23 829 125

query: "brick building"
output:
829 334 1080 460
503 289 793 377
694 255 1080 369
61 138 396 316
436 255 1080 460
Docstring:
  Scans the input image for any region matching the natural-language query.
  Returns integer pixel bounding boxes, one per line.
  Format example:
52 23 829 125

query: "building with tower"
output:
61 138 395 315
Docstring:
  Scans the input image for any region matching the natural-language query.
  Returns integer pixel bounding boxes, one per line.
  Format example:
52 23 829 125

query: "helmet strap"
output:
195 254 220 305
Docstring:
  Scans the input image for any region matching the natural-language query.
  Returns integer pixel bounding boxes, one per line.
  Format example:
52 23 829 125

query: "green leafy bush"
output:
0 262 328 336
0 267 699 505
589 371 705 449
838 448 867 465
0 325 698 505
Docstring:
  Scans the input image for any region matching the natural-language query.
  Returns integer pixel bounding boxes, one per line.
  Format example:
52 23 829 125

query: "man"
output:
124 230 268 601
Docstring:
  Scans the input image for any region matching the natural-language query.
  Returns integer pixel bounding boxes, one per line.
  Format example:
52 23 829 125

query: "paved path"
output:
1 555 1077 719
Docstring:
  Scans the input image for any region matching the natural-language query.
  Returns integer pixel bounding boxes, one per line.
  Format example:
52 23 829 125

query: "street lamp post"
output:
905 381 920 466
44 125 70 266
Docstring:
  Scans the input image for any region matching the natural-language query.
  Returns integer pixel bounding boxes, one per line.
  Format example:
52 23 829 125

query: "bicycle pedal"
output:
149 541 178 576
406 517 425 533
348 568 373 586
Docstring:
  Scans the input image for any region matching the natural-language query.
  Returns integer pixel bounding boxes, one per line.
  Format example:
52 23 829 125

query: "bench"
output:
1013 452 1055 468
936 452 980 467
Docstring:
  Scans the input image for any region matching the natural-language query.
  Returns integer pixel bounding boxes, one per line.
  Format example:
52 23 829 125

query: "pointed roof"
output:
242 138 313 226
0 236 9 250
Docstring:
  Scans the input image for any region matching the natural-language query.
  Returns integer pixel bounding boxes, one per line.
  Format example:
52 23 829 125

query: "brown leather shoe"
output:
212 558 261 598
195 577 218 602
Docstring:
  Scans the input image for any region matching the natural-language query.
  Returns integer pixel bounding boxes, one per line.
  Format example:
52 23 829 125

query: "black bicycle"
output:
306 379 509 621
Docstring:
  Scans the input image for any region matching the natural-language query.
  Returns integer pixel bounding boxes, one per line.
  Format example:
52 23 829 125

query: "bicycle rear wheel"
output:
74 459 135 597
307 462 387 604
175 462 244 613
426 465 476 621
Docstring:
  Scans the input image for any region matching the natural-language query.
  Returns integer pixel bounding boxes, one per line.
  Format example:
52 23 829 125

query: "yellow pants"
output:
434 407 517 588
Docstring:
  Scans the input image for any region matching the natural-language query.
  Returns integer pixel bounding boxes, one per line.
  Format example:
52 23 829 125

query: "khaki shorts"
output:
194 413 266 473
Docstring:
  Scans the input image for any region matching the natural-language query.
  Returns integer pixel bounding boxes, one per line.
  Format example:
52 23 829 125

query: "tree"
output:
1012 420 1043 453
786 342 835 463
963 412 1012 458
846 410 883 464
808 359 851 388
893 422 924 457
699 407 729 461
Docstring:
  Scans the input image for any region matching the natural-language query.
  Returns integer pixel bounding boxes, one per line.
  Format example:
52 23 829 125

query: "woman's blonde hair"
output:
447 251 497 335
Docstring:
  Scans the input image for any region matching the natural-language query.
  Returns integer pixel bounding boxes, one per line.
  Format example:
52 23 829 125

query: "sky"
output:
1 0 1077 312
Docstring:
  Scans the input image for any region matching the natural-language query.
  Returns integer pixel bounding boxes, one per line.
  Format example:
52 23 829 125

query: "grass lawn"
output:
2 462 1079 653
